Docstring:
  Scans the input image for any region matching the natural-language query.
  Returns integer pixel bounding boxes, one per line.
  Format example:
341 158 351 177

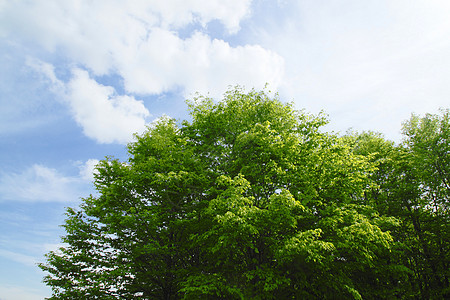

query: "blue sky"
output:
1 1 450 299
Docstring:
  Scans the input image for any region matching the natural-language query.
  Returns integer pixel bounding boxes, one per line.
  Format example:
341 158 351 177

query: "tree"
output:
399 109 450 298
40 87 398 299
348 109 450 299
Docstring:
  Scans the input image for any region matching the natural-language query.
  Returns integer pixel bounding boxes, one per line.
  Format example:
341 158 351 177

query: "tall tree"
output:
400 109 450 298
348 109 450 299
40 87 398 299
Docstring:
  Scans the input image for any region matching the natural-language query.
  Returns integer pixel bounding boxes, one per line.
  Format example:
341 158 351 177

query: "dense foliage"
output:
40 88 449 299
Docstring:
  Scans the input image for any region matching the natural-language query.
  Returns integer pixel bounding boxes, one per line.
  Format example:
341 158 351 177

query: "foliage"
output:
348 109 450 299
40 88 448 299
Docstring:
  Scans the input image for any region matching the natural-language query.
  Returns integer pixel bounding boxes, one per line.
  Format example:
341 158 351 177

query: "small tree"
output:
40 87 397 299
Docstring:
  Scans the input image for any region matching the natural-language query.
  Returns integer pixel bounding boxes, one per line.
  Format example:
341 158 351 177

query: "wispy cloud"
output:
0 249 37 267
0 284 48 300
0 160 96 203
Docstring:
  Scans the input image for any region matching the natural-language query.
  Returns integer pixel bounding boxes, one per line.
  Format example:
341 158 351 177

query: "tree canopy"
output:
40 88 449 299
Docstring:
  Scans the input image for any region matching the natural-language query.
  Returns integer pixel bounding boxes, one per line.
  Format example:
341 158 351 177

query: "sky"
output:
0 0 449 299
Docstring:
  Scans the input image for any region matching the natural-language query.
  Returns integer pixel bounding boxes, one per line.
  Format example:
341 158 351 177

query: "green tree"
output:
40 87 397 299
348 109 450 299
400 109 449 298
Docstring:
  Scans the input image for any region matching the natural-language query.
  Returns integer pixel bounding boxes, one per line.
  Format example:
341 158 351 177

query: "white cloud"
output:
0 0 252 43
4 0 284 143
142 0 252 33
119 30 284 98
78 159 100 181
1 0 283 100
0 163 93 202
67 69 150 144
27 60 151 144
